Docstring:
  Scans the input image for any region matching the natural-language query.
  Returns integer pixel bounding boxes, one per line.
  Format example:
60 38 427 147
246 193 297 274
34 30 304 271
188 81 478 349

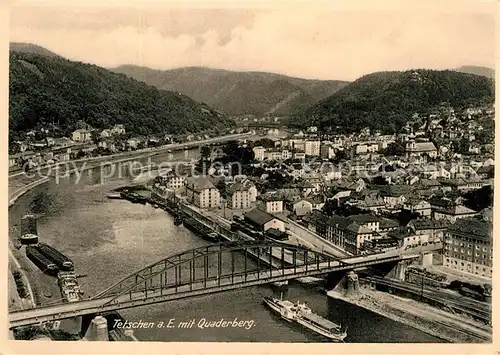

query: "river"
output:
8 148 442 343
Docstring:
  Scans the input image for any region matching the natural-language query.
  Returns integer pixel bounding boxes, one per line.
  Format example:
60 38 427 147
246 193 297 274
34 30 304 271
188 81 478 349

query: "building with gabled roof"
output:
243 208 285 232
407 219 450 240
433 204 478 223
226 182 253 209
325 214 374 255
185 177 221 209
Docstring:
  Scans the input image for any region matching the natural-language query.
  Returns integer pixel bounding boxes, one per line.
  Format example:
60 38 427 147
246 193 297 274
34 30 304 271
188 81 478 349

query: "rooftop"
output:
186 177 216 192
244 208 277 226
447 217 492 241
407 219 451 230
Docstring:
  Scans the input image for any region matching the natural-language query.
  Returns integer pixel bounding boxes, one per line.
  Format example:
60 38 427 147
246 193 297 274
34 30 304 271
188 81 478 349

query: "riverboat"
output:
20 214 39 244
57 271 83 303
263 296 347 341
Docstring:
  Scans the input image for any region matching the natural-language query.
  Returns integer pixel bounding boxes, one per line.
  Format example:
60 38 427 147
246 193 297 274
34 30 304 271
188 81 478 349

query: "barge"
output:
36 243 74 271
183 217 219 242
26 245 59 275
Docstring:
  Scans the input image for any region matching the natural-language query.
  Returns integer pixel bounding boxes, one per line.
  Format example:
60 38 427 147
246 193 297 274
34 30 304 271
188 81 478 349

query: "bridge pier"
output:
327 271 360 296
83 315 109 341
384 260 409 281
420 252 433 268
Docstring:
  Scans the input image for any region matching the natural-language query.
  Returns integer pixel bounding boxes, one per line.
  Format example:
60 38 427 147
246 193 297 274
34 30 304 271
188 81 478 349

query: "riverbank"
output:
327 287 492 343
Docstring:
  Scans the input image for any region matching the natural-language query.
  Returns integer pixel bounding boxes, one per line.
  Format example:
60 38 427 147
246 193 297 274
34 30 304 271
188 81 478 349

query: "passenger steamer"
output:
263 296 347 341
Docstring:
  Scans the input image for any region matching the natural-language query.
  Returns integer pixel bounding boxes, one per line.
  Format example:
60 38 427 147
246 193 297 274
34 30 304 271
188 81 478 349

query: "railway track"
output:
365 276 491 323
431 318 491 342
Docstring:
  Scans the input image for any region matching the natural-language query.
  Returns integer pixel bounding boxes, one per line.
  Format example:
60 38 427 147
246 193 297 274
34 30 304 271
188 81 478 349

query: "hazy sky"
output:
9 1 497 81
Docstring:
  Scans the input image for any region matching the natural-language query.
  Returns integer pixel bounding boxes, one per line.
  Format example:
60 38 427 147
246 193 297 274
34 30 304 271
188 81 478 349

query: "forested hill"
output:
111 65 349 117
9 51 234 137
293 69 494 133
9 42 61 58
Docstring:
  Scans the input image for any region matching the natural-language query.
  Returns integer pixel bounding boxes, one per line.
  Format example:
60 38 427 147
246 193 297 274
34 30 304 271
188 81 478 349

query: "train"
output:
36 243 74 271
25 245 59 275
20 214 39 245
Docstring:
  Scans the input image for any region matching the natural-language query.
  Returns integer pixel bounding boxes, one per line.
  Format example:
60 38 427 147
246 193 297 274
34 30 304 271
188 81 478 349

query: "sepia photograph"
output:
5 0 497 350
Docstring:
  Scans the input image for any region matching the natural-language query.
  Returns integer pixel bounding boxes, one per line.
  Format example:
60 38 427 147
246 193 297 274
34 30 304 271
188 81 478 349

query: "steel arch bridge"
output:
9 240 420 328
92 240 336 305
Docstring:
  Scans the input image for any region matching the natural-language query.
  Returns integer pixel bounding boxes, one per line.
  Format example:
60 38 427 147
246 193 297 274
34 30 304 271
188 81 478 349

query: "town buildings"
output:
72 128 92 142
226 182 253 209
443 217 492 279
185 177 221 209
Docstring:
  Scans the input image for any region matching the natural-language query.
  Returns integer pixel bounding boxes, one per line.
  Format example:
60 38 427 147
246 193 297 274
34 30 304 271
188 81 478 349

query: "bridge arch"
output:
92 240 338 306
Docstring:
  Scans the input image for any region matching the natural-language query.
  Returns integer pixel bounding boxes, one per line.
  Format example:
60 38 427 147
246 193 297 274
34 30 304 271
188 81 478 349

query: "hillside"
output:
111 65 349 116
9 52 234 138
294 69 494 133
454 65 495 79
9 42 61 58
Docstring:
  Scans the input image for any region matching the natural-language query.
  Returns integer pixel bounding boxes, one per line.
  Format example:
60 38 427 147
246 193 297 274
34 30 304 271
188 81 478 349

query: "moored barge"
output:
36 243 74 271
26 245 59 275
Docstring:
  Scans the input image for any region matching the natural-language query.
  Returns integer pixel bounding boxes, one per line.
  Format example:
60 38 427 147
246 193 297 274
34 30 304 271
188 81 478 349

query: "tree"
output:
253 138 276 149
90 130 100 144
463 185 493 211
372 176 388 185
383 142 405 156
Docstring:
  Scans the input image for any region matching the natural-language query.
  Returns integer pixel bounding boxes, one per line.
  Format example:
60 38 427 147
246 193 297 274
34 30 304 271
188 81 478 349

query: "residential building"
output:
294 151 306 160
100 129 112 139
326 215 374 255
185 177 221 209
433 204 478 223
443 217 492 279
72 129 92 142
127 137 142 149
320 143 336 160
158 171 187 191
388 227 430 249
347 214 381 232
403 199 432 217
98 139 117 152
405 141 438 159
293 199 313 217
111 124 126 135
226 182 252 209
257 193 284 214
302 210 329 236
304 140 321 156
253 146 266 161
407 219 450 241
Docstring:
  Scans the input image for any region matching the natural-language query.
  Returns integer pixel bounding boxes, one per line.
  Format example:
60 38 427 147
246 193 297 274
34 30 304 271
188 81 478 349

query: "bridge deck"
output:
9 252 422 328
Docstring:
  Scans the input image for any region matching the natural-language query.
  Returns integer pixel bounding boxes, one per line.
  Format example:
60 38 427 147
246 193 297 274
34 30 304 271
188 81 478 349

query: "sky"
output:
8 1 497 81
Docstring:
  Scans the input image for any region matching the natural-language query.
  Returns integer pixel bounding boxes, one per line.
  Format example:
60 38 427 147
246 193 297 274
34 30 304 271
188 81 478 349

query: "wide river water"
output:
8 148 442 342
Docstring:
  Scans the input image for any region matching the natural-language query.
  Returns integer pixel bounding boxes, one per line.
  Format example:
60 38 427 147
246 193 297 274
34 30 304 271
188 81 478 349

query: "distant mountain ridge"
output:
111 65 350 116
294 69 494 133
9 51 234 138
454 65 495 79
